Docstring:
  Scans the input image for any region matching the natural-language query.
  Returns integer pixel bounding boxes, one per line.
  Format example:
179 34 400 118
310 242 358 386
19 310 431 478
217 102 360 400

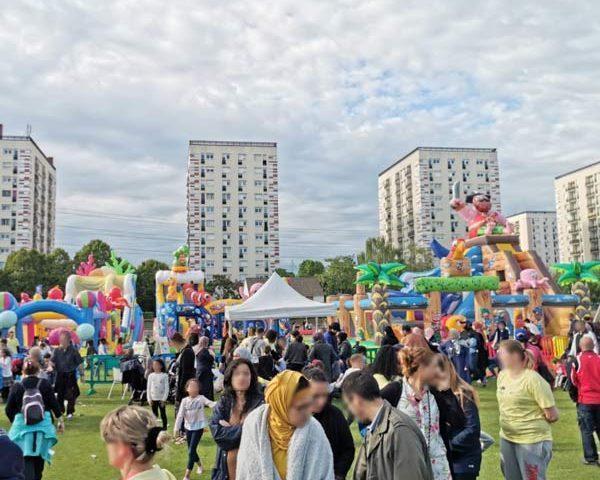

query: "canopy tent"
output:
225 272 336 321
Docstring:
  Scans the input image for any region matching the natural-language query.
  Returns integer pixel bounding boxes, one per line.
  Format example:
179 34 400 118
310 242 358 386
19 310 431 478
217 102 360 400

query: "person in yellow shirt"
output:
6 330 19 355
497 340 559 480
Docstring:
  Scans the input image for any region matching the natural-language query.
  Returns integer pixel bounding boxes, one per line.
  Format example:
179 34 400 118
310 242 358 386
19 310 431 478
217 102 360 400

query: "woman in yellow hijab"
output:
236 370 334 480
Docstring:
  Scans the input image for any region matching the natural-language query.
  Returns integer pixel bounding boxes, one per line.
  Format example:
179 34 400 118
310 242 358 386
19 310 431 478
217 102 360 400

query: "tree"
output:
319 256 356 296
403 242 435 272
297 259 325 277
206 275 241 299
136 259 169 313
4 248 49 295
73 239 112 271
275 268 295 277
552 261 600 321
357 237 402 264
45 248 73 288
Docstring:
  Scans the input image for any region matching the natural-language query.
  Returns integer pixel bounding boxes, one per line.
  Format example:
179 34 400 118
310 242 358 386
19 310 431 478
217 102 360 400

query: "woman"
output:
236 370 334 480
369 345 400 390
381 326 399 347
496 340 558 480
221 330 238 368
172 332 196 409
210 358 264 480
6 358 63 480
195 336 215 400
438 354 482 480
101 405 174 479
397 347 464 480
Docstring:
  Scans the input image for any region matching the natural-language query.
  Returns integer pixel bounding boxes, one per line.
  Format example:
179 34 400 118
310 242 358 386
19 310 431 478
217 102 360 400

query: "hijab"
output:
264 370 310 480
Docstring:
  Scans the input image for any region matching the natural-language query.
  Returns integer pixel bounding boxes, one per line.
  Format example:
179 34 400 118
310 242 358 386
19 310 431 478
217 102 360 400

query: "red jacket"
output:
571 351 600 405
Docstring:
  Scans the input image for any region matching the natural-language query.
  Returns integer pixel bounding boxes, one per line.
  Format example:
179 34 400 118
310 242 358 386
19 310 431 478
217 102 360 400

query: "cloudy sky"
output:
1 1 599 269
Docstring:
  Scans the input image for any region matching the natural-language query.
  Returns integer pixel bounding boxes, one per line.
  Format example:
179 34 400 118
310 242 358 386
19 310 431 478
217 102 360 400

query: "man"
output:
571 336 600 466
309 332 338 382
304 367 354 479
284 333 308 372
6 330 19 355
250 327 267 364
490 320 510 350
51 331 83 419
240 326 257 351
324 322 340 353
569 321 599 356
342 371 433 480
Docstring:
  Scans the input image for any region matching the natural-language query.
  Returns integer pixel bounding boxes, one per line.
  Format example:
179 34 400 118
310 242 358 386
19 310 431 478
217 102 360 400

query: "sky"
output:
1 1 600 270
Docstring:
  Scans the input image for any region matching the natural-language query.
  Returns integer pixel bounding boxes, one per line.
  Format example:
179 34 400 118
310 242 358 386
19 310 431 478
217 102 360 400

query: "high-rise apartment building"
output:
506 211 559 266
555 161 600 262
378 147 501 254
0 125 56 267
187 141 279 280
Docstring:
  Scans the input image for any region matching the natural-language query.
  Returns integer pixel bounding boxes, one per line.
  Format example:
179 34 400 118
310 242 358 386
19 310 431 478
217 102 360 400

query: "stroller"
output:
120 355 147 405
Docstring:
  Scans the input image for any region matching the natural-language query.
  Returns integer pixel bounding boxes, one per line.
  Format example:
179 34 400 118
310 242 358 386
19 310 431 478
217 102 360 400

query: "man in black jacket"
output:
304 367 354 479
284 333 308 371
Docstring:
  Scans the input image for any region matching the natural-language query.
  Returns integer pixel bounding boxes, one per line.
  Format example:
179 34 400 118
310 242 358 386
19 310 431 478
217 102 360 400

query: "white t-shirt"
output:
0 356 12 377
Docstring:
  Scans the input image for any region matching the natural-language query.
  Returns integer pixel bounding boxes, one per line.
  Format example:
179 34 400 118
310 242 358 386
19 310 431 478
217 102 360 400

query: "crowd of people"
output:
0 315 599 480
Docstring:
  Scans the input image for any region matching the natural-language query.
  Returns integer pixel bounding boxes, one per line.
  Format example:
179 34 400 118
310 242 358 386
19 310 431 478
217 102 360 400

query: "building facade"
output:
187 140 279 280
507 211 559 266
0 125 56 267
378 147 501 254
555 161 600 262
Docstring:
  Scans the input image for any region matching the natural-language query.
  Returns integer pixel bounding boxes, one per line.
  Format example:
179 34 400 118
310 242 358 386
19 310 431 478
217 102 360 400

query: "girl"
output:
174 378 216 479
147 359 169 430
115 337 124 356
1 348 13 402
101 405 175 480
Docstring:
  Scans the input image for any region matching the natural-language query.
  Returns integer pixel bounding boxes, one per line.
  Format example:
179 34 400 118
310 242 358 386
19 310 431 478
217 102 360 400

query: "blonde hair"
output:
100 406 170 462
399 346 435 378
438 353 479 408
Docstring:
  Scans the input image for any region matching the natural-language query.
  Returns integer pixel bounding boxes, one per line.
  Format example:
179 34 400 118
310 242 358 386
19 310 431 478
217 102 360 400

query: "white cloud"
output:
1 0 599 268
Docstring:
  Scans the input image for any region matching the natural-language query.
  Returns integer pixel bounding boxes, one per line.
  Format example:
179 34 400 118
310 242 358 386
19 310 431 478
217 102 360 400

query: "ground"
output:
0 381 591 479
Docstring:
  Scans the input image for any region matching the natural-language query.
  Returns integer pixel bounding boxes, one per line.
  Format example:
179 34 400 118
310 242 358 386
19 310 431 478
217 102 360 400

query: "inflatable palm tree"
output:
551 261 600 322
355 262 406 333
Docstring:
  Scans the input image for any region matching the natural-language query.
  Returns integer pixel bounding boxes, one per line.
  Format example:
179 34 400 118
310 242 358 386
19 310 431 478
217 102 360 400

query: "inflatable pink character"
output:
515 269 550 291
450 186 513 238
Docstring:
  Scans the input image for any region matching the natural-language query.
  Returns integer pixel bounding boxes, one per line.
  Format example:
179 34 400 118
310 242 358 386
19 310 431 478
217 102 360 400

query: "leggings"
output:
24 456 44 480
150 401 168 430
186 429 204 470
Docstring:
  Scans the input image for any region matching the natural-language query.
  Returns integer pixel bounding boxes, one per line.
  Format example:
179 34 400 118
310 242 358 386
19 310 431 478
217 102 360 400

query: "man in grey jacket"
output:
342 371 433 480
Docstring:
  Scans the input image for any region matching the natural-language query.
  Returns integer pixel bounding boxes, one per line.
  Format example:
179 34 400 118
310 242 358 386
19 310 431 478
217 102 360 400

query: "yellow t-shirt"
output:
497 369 555 444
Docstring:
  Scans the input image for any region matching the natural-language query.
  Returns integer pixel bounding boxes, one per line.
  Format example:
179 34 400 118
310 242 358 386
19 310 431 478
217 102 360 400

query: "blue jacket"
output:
9 412 57 463
209 391 263 480
448 397 482 475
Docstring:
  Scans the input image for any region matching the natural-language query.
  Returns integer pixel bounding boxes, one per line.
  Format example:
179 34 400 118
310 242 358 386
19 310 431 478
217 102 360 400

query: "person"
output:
85 340 96 356
490 321 510 350
195 336 215 400
438 354 482 479
497 340 559 479
284 333 308 372
397 347 455 479
236 370 334 480
443 329 471 383
0 426 25 479
1 348 13 402
172 332 196 410
6 358 63 480
304 367 354 480
239 327 257 352
342 370 433 480
257 344 277 381
403 329 430 349
147 359 169 430
51 331 83 419
332 353 366 390
250 327 267 364
460 320 488 385
38 342 51 358
221 330 238 367
569 320 599 356
101 405 175 480
174 378 217 479
337 332 352 366
210 358 263 480
570 336 600 466
115 337 124 356
309 332 338 382
97 338 108 355
324 322 340 353
232 346 252 362
369 345 400 390
380 325 399 347
6 330 19 355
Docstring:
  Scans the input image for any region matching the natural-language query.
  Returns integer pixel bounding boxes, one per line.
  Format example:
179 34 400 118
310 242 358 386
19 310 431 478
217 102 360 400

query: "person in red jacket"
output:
571 336 600 466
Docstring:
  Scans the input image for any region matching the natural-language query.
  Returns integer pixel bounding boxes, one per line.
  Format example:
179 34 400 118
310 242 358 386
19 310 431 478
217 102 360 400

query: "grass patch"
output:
0 381 589 479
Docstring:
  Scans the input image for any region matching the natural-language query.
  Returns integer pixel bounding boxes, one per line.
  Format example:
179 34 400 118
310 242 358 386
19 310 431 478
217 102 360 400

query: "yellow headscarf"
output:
265 370 311 480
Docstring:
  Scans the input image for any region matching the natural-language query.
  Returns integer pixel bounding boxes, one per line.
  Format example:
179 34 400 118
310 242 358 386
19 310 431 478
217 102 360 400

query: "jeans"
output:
186 429 204 470
500 438 552 480
151 401 168 430
24 456 44 480
577 403 600 462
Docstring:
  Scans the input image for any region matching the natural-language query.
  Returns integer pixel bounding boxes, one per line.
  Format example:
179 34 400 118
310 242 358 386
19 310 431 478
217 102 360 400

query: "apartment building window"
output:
2 191 10 198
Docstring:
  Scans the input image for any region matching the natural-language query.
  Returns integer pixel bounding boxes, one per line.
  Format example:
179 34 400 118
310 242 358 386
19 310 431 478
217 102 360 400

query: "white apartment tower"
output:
554 161 600 262
378 147 501 253
0 125 56 267
187 141 279 280
507 211 559 266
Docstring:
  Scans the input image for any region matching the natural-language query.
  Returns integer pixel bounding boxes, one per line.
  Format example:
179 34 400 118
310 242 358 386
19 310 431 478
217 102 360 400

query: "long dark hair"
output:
223 358 261 413
369 344 399 381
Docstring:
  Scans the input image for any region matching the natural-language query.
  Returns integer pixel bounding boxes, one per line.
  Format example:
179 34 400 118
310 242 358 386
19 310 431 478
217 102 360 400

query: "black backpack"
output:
22 378 45 425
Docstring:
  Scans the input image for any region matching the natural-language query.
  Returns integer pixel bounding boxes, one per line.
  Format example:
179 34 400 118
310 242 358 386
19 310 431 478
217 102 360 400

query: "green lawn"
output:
0 381 590 479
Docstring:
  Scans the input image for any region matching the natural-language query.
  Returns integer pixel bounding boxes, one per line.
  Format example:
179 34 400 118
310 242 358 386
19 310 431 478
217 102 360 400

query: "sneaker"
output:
197 463 203 475
581 458 599 466
67 414 73 420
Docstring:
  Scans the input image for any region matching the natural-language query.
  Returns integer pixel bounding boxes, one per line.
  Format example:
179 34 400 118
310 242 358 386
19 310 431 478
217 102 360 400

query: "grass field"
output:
0 381 591 479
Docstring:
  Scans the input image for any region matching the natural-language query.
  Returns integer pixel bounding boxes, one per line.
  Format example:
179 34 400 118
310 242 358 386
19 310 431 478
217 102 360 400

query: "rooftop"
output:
379 146 497 176
555 160 600 180
507 210 556 218
0 126 55 169
189 140 277 148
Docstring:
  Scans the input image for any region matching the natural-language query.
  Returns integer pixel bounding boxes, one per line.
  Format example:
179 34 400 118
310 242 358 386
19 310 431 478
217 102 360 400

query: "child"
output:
552 358 567 389
115 338 124 356
0 348 12 402
332 353 366 390
40 353 56 386
98 338 108 355
174 378 216 479
147 359 169 430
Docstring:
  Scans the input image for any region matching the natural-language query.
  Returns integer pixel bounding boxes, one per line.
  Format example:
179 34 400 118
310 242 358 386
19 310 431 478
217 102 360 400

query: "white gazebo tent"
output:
225 272 336 321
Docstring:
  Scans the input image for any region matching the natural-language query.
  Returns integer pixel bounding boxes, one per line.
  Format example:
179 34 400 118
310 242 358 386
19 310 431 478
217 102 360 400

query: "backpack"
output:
22 378 45 425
